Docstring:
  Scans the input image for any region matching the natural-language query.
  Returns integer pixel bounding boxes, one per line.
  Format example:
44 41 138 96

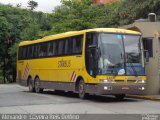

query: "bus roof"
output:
19 28 141 46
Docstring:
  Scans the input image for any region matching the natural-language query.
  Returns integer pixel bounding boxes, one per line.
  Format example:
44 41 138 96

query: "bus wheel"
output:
115 94 125 100
28 77 35 92
35 77 43 93
78 79 88 99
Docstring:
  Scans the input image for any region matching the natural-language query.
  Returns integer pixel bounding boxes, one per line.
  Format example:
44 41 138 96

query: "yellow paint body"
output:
17 28 146 86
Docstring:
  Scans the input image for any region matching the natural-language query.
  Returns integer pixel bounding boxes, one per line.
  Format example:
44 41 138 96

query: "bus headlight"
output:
139 86 145 90
142 87 145 90
137 80 146 83
100 79 115 83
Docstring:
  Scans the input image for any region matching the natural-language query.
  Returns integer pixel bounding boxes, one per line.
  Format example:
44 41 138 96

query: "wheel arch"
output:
34 75 40 83
34 75 39 80
27 75 32 86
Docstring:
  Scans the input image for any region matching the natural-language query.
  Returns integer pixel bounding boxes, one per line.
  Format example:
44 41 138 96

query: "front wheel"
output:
78 80 88 99
34 77 43 93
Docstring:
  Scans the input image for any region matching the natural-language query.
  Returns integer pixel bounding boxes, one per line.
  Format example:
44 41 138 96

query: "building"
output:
121 15 160 95
94 0 116 4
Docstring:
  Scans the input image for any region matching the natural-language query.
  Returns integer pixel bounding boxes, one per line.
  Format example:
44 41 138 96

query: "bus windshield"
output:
97 33 144 76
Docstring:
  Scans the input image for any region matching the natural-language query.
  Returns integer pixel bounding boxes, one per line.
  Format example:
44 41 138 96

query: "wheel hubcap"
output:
79 83 85 96
79 85 83 93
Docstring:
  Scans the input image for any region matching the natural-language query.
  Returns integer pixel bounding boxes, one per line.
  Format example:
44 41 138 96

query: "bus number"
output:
58 59 71 68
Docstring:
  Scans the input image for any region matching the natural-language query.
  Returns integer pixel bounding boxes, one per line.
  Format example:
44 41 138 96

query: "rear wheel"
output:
28 77 35 92
35 77 43 93
78 79 88 99
115 94 126 100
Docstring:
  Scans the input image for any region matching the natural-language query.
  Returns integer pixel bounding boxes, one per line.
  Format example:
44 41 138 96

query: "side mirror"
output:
144 50 149 62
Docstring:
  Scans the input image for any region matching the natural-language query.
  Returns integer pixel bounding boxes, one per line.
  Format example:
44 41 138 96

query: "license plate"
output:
122 86 130 90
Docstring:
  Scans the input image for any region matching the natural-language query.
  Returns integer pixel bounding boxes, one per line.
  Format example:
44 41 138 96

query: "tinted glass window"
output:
72 35 83 54
86 33 97 47
29 46 33 58
22 47 27 59
26 46 30 59
58 40 65 55
69 38 74 54
39 43 47 57
53 41 57 56
64 39 69 55
30 45 34 58
18 35 83 59
124 35 141 63
142 38 153 57
47 42 53 56
34 44 39 58
18 47 22 60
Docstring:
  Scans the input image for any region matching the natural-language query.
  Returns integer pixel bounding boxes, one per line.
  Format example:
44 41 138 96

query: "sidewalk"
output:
127 95 160 101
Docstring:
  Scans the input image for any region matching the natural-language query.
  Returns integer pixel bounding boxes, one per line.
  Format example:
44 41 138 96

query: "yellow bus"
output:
17 28 147 99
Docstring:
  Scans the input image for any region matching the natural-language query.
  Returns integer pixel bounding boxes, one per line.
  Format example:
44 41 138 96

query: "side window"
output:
30 45 34 58
47 42 53 56
39 43 47 57
29 45 32 58
26 46 30 59
47 41 58 57
142 38 153 57
86 33 97 48
72 35 83 54
37 44 41 58
34 44 39 58
52 41 57 56
18 47 22 60
22 46 27 59
72 37 77 54
64 39 69 55
69 37 74 55
58 40 65 56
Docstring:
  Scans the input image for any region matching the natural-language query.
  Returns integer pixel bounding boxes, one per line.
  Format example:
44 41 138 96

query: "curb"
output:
127 95 160 101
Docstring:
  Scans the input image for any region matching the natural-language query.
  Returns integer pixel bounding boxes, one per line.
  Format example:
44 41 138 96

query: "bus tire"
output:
78 79 88 99
35 77 43 93
115 94 125 100
28 77 35 92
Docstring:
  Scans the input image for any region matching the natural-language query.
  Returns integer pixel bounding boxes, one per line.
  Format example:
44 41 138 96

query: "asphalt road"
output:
0 84 160 120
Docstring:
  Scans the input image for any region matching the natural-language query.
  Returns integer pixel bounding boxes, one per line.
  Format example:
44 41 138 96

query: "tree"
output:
16 3 22 8
27 0 38 11
0 16 13 83
0 4 50 82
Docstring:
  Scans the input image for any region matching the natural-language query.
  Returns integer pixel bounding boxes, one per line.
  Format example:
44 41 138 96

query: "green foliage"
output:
20 24 40 40
0 4 52 82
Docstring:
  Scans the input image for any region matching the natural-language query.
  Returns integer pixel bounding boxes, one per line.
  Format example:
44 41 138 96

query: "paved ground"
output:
0 84 160 115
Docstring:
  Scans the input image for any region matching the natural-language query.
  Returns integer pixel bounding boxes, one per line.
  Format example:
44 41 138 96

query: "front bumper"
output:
96 83 146 95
